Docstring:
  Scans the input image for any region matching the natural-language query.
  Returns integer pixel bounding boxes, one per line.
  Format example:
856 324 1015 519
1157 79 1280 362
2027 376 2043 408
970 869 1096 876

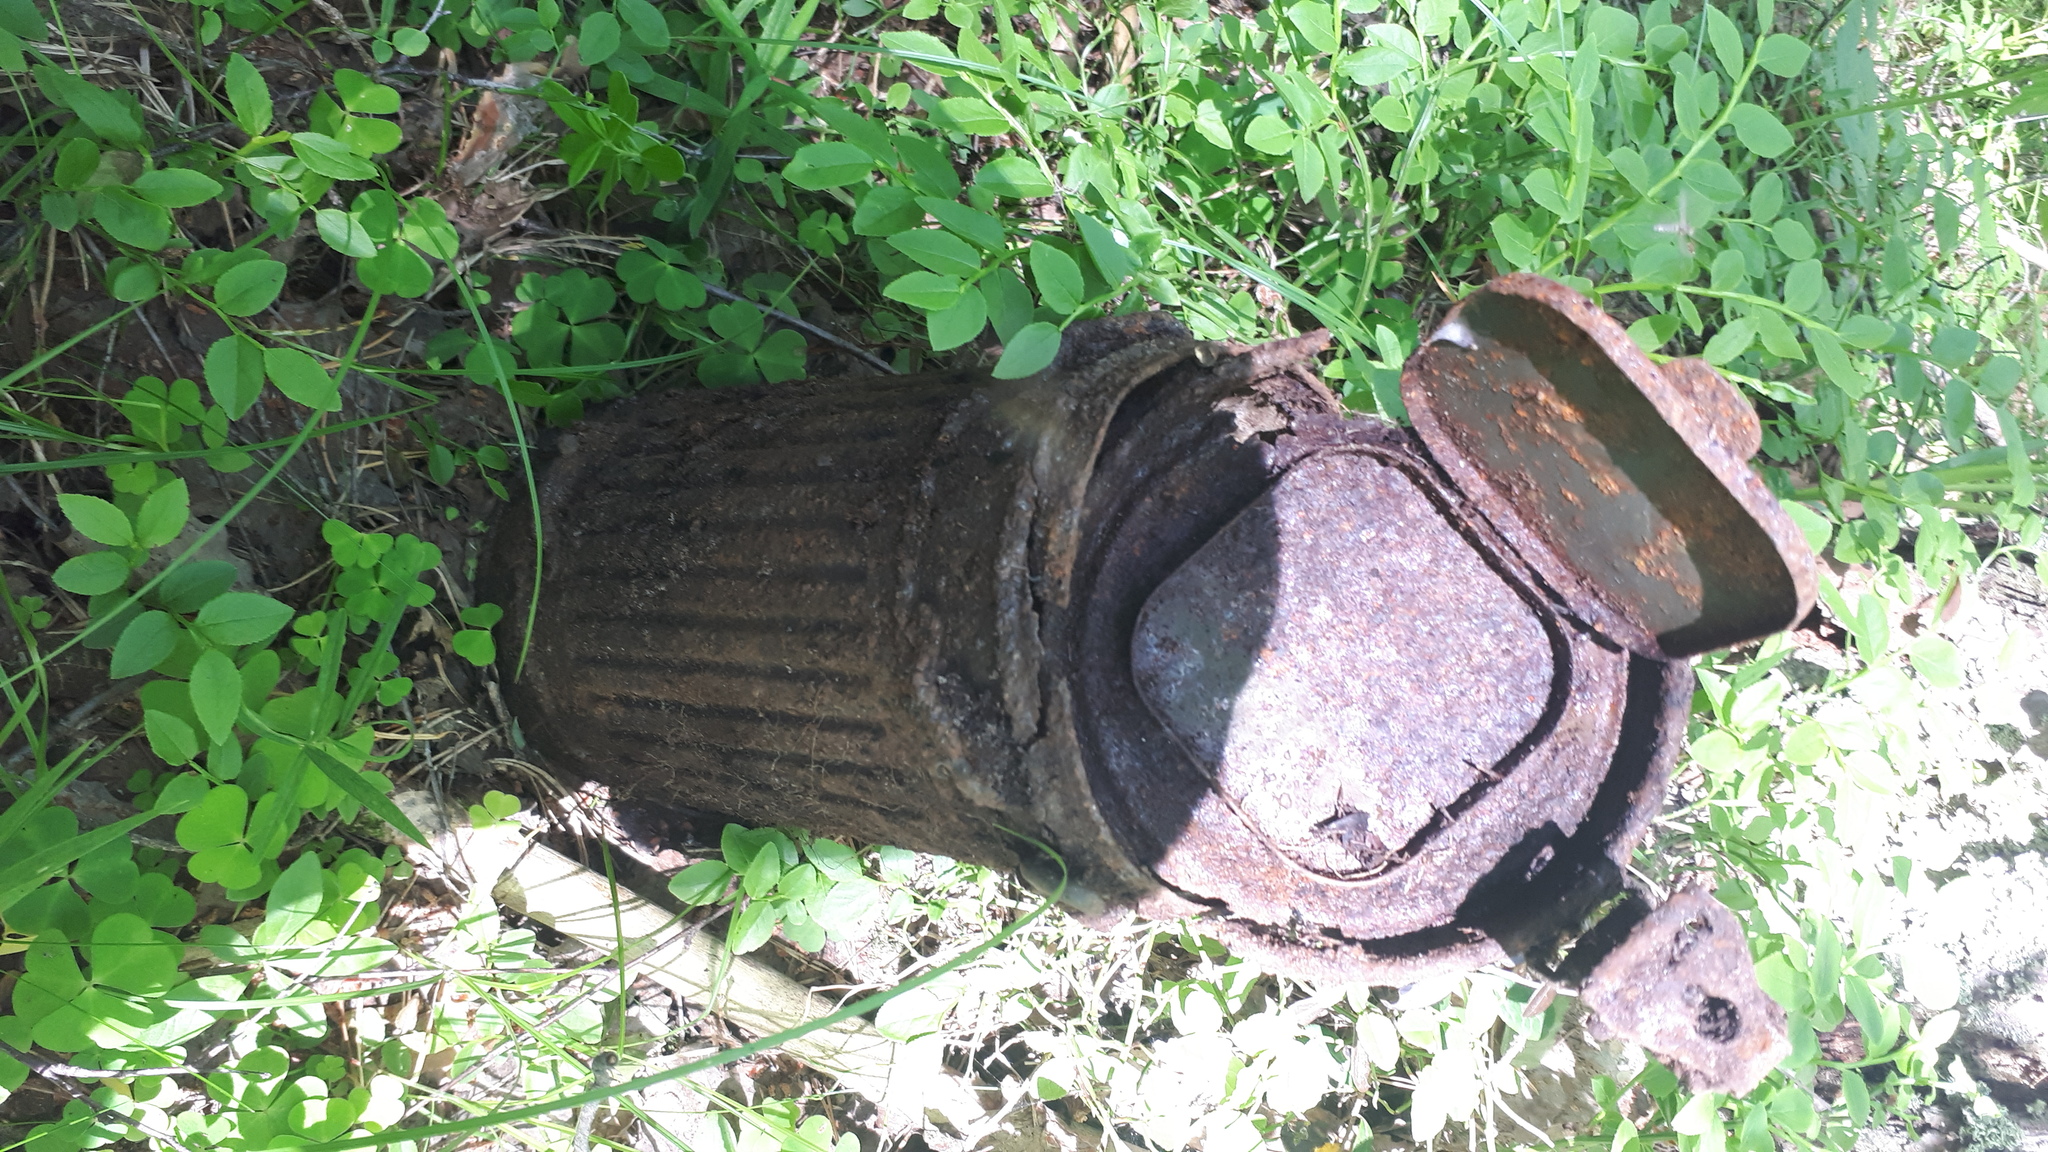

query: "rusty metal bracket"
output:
1577 885 1792 1095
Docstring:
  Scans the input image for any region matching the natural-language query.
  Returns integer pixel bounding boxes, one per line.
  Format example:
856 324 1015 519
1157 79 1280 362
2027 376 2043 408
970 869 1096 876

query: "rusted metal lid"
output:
1130 450 1563 883
1401 275 1817 659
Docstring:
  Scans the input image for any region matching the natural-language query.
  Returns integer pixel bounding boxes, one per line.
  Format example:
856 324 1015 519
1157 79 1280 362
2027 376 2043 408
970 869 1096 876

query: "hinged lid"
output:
1401 274 1817 659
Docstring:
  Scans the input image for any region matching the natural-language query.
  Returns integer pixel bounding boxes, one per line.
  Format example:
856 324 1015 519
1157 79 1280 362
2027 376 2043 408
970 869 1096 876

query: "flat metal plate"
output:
1131 451 1555 876
1402 275 1817 658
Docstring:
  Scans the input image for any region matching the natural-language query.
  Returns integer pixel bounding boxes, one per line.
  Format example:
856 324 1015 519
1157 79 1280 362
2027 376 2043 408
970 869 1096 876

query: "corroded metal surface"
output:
491 276 1815 1059
1403 274 1816 659
1131 453 1555 878
1581 885 1792 1094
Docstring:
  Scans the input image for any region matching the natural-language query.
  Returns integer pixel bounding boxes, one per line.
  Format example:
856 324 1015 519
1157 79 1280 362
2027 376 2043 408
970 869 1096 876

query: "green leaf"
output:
887 228 982 277
1750 172 1784 222
1771 216 1816 261
992 321 1061 379
1755 309 1803 359
92 189 172 250
727 898 776 953
264 346 340 411
742 845 784 898
293 737 422 845
108 258 160 302
225 53 272 135
90 912 180 995
1607 147 1651 195
926 287 987 351
1368 94 1414 132
193 591 293 646
982 268 1033 343
1783 259 1824 311
35 66 145 148
189 648 242 745
1807 328 1866 396
1755 33 1810 77
451 629 495 666
1292 133 1326 203
257 853 325 946
882 271 965 311
578 12 620 65
357 243 432 297
755 329 807 383
52 551 130 596
0 0 47 38
1587 4 1639 53
1703 4 1744 79
706 300 763 349
851 186 924 237
1030 241 1085 313
460 603 504 627
615 0 668 49
784 142 875 190
1841 1060 1869 1127
56 493 133 546
53 137 100 189
1709 249 1748 292
290 132 380 180
1680 158 1746 204
1626 314 1680 353
1243 113 1296 155
805 837 864 881
1927 324 1979 368
333 68 400 114
1674 1091 1721 1136
213 259 286 316
315 208 377 258
0 810 156 917
132 477 190 548
1837 315 1893 349
879 29 966 76
110 610 178 678
1702 317 1756 366
402 198 460 260
131 168 224 208
1491 214 1537 269
2000 409 2037 511
1908 635 1963 690
1075 213 1135 284
204 335 265 419
1632 241 1694 287
189 843 259 889
1523 168 1568 218
874 974 963 1041
937 95 1009 135
146 709 200 765
1728 104 1793 158
973 155 1054 199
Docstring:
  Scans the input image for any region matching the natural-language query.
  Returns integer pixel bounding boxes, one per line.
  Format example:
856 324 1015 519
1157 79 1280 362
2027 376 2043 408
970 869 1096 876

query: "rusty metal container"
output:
485 275 1816 1091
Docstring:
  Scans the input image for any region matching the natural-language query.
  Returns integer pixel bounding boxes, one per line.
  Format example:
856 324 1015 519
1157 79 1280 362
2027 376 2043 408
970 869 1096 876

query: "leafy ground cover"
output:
0 0 2044 1148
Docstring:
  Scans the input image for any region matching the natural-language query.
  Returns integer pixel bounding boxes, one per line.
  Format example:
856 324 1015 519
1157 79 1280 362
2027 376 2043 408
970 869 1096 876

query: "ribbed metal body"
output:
487 317 1204 903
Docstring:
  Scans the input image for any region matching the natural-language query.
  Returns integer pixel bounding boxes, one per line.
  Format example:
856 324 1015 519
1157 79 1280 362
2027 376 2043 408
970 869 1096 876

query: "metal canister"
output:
486 275 1815 1092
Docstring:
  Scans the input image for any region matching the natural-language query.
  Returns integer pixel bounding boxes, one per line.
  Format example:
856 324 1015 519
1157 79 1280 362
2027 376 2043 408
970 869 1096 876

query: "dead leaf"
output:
446 64 549 187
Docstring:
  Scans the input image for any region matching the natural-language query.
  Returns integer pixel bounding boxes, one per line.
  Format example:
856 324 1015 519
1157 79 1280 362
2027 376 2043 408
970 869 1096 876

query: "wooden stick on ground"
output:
391 792 984 1130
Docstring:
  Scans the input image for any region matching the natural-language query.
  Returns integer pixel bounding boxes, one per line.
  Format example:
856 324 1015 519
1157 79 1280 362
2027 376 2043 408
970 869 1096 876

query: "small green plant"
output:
667 825 883 954
468 789 523 828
